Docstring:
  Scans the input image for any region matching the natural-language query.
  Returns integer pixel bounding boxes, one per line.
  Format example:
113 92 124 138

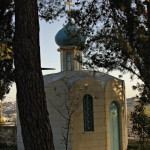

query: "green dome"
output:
55 23 85 47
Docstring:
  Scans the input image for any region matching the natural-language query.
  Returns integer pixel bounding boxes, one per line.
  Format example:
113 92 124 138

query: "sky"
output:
4 17 140 102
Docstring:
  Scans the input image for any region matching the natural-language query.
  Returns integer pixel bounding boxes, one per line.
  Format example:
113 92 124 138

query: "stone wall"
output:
0 126 16 146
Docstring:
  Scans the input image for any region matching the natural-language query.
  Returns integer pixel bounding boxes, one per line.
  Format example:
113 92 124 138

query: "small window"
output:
83 94 94 131
76 52 80 70
66 52 72 71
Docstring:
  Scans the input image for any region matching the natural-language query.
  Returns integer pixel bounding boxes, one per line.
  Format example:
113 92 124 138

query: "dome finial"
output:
55 1 85 47
64 0 74 12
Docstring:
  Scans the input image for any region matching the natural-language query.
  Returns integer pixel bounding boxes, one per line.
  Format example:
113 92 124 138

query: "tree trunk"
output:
14 0 54 150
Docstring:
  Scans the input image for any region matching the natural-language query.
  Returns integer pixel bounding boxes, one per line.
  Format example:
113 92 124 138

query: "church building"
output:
17 2 128 149
17 21 128 150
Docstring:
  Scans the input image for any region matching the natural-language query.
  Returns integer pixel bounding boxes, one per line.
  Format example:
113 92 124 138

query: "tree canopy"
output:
39 0 150 102
131 101 150 150
0 0 14 100
0 0 14 46
69 0 150 103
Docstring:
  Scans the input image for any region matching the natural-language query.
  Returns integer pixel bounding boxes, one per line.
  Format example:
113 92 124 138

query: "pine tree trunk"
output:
14 0 54 149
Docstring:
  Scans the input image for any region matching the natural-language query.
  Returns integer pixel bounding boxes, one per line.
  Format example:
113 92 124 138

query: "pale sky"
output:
5 18 140 102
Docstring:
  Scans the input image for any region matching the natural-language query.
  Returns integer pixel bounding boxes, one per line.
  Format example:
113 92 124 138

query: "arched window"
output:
66 52 72 71
83 94 94 131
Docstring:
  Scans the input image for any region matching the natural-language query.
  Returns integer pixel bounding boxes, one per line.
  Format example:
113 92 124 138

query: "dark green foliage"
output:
38 0 66 22
0 0 14 45
0 59 14 100
128 139 150 150
0 145 17 150
131 101 150 150
128 142 139 149
0 0 14 100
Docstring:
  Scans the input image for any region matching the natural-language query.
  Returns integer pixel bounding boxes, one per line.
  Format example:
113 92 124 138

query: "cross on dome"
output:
64 0 74 12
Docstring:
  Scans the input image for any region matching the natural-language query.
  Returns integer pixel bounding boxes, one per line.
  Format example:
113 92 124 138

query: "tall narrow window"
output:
76 52 80 70
109 102 120 150
83 94 94 131
61 52 63 71
66 52 72 71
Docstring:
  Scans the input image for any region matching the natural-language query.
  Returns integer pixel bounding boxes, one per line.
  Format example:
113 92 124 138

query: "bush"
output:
0 144 17 150
128 139 150 150
128 141 139 149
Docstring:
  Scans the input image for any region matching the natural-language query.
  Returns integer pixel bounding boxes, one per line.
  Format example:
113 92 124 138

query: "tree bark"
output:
14 0 54 150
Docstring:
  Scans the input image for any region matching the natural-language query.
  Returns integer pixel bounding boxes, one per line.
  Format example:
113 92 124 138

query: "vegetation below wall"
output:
0 145 17 150
0 126 16 146
128 139 150 150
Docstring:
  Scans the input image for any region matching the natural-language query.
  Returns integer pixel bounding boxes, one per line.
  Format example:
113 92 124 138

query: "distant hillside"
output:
1 102 17 126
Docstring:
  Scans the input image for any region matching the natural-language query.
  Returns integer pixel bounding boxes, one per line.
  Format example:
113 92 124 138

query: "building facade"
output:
17 22 128 150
